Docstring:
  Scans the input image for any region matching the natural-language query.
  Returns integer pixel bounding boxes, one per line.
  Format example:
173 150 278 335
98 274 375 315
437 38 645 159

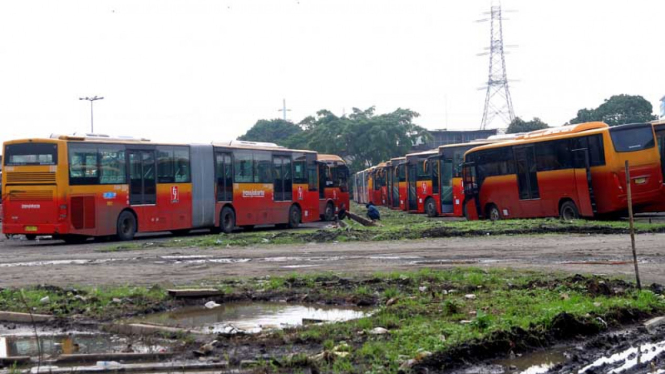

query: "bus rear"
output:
317 154 350 221
2 140 64 238
405 150 438 214
438 143 491 217
594 123 662 214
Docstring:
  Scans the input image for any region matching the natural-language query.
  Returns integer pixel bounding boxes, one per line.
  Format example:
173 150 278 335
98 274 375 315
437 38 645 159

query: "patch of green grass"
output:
112 202 665 251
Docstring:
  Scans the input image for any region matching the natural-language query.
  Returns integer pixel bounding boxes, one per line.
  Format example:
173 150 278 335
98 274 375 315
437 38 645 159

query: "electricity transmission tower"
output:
478 1 515 130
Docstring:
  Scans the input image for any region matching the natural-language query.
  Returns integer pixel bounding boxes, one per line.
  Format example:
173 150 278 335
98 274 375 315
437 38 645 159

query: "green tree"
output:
569 94 657 126
238 119 302 144
506 117 549 134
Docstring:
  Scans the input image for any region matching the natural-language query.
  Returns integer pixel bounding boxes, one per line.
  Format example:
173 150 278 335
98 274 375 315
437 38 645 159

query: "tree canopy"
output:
237 119 302 143
506 117 549 134
238 107 431 173
569 94 657 126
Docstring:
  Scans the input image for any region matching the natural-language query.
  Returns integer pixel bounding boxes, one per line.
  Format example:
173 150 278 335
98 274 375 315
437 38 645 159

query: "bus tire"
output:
425 198 437 218
324 202 335 221
220 207 236 234
116 211 137 241
288 205 301 229
559 200 579 220
487 204 501 222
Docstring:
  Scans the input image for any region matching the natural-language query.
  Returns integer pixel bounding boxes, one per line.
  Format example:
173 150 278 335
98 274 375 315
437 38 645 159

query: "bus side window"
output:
69 144 99 185
308 164 318 191
100 146 126 184
157 147 175 183
234 151 253 183
174 148 191 183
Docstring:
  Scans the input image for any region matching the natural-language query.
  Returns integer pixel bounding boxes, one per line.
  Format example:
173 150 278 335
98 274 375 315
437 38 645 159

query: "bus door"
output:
318 163 327 199
129 149 157 231
572 148 596 217
407 164 417 211
215 152 233 202
440 157 454 214
386 167 392 206
273 156 292 202
462 162 480 219
514 145 541 217
391 165 399 208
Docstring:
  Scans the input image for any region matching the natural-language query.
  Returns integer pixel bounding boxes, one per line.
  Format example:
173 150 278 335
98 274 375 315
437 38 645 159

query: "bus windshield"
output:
610 125 655 152
4 143 58 166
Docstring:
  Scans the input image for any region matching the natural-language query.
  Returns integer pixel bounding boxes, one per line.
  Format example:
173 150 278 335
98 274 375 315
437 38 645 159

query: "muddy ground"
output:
1 230 665 287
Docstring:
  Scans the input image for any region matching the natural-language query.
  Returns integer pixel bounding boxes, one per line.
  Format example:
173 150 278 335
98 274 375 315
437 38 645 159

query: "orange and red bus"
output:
2 135 322 242
353 164 388 206
405 150 438 214
643 119 665 212
317 154 350 221
387 157 407 210
370 163 388 206
462 122 662 220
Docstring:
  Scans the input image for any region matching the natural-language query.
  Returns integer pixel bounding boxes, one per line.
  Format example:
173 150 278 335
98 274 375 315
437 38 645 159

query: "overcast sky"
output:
1 0 663 147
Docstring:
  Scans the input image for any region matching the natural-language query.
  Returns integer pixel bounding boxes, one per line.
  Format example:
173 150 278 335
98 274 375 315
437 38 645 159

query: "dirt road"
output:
1 230 664 287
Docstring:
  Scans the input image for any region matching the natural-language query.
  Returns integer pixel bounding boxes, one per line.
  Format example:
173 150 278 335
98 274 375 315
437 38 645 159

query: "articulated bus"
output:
317 154 350 220
2 135 322 243
353 168 368 205
462 122 662 220
404 150 438 214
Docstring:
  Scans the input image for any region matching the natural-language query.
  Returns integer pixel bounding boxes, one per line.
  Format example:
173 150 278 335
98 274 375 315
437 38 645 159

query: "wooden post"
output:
625 160 641 290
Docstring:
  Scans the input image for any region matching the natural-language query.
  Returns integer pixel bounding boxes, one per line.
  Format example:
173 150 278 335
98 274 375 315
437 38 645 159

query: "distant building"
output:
660 95 665 119
414 128 500 151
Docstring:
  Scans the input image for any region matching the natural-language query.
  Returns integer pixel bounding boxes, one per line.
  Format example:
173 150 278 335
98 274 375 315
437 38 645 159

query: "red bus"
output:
644 119 665 212
405 150 438 214
394 157 408 211
2 135 322 242
353 165 387 206
317 154 350 220
370 163 388 206
462 122 662 220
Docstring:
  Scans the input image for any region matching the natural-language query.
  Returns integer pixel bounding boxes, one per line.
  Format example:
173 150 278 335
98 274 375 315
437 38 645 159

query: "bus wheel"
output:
117 211 137 241
220 207 236 234
559 201 579 220
62 235 88 244
487 204 501 222
425 198 437 218
288 205 301 229
324 202 335 221
25 234 37 241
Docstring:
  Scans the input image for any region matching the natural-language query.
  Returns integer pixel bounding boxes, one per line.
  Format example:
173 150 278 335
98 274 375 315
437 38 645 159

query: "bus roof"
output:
652 119 665 128
389 156 406 163
437 141 494 155
465 122 612 154
317 154 345 162
405 149 437 160
514 122 608 140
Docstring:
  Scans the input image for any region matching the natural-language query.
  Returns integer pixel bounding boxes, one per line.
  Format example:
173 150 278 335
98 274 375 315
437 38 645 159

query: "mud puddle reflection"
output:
491 348 567 374
134 302 369 334
0 331 167 358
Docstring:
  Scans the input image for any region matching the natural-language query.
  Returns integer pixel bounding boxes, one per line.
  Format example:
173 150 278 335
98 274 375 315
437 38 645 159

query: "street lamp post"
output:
79 96 104 133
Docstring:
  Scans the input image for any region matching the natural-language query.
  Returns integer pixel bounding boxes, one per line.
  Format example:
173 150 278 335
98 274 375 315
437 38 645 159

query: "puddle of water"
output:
579 339 665 374
0 332 166 358
493 348 567 374
281 264 320 269
0 259 123 268
134 302 369 334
